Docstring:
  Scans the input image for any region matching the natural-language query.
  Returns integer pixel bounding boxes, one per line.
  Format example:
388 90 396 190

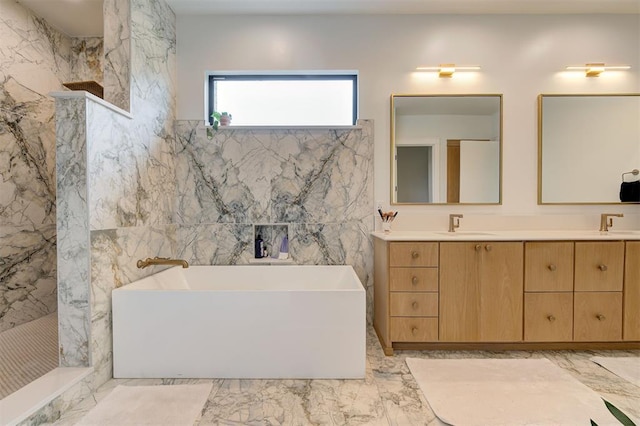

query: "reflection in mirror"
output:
538 94 640 204
391 94 502 204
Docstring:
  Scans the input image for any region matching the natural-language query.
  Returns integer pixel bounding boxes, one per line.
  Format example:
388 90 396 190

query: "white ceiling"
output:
17 0 640 38
167 0 640 15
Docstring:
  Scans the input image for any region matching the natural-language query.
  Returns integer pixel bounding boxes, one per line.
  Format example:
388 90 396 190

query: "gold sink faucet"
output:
449 214 463 233
599 213 623 232
136 256 189 269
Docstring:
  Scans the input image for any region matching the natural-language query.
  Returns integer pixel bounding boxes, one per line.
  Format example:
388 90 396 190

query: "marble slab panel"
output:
103 0 131 111
0 112 58 331
55 97 91 367
86 99 176 230
176 224 254 265
90 224 176 385
0 0 71 331
174 121 374 226
70 38 104 84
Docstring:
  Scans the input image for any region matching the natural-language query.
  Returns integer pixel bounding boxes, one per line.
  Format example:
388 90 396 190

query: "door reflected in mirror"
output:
538 94 640 204
391 94 502 204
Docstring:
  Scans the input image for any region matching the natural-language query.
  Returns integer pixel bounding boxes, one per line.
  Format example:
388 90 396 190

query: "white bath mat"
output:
591 356 640 387
75 383 212 425
406 357 620 426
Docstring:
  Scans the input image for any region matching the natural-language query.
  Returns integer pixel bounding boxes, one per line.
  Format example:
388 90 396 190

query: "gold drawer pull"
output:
548 264 557 271
411 326 419 334
598 264 608 272
411 251 419 259
485 245 492 252
475 244 482 252
411 276 419 285
547 315 556 322
412 301 419 309
596 314 606 321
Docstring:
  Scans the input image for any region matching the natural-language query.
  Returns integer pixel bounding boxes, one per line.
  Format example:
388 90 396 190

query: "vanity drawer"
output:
390 293 438 317
390 317 438 342
524 242 574 292
390 268 438 292
574 242 624 292
524 292 573 342
574 292 622 341
389 242 438 267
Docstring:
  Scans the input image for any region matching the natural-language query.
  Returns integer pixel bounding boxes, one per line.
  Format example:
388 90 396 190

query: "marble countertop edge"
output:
50 91 133 120
371 230 640 241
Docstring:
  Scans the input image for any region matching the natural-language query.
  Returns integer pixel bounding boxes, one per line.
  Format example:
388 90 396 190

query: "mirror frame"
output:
390 93 503 205
537 93 640 205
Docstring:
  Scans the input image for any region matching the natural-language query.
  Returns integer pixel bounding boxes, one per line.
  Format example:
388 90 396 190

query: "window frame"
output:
206 71 359 127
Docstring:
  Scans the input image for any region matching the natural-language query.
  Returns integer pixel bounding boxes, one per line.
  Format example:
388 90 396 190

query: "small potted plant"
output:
211 111 232 130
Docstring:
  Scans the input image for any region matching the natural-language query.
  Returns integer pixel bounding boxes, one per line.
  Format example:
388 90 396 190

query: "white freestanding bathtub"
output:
112 265 366 379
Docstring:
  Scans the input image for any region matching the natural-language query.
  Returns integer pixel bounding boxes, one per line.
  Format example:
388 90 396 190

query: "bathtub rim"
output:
116 264 365 292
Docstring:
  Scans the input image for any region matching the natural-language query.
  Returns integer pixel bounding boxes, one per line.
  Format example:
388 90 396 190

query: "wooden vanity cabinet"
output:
374 240 439 355
439 242 523 342
374 237 638 354
523 242 574 342
574 241 624 341
623 242 640 341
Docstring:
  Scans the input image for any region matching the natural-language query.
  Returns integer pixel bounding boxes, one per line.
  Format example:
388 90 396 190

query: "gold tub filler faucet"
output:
136 256 189 269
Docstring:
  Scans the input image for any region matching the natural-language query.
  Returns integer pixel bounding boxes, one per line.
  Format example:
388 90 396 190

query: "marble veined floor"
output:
51 326 639 425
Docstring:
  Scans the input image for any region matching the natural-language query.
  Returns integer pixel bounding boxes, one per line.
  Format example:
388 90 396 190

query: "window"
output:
207 72 358 126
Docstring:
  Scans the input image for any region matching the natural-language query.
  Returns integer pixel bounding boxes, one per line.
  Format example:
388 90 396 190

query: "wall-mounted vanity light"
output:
416 64 481 78
565 63 631 77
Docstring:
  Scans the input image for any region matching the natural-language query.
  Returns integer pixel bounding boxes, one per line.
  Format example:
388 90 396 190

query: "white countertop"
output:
371 230 640 241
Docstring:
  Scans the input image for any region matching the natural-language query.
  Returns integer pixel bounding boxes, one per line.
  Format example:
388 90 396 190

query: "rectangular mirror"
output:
538 94 640 204
391 94 502 204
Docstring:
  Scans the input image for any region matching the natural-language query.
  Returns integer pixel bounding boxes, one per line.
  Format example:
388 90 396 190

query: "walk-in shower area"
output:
0 0 104 402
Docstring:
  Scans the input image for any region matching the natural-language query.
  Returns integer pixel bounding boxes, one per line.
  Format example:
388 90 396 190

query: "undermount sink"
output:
602 230 640 235
435 231 496 236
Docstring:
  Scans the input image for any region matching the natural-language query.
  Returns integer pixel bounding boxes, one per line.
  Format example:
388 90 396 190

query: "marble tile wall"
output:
0 0 69 332
55 0 176 387
173 121 375 320
103 0 130 111
0 0 105 334
70 38 104 84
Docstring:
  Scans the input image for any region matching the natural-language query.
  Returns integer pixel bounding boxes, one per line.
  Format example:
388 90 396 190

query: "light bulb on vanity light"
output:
416 64 481 78
565 63 631 77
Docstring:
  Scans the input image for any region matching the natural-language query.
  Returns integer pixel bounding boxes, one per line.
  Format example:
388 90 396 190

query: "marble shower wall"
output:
0 0 70 332
103 0 131 111
174 121 375 320
70 38 104 84
55 0 176 389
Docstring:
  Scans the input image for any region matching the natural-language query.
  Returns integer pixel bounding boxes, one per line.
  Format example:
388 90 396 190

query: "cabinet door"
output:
574 292 622 341
524 242 574 292
440 242 523 342
624 242 640 341
524 292 573 342
575 242 624 291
